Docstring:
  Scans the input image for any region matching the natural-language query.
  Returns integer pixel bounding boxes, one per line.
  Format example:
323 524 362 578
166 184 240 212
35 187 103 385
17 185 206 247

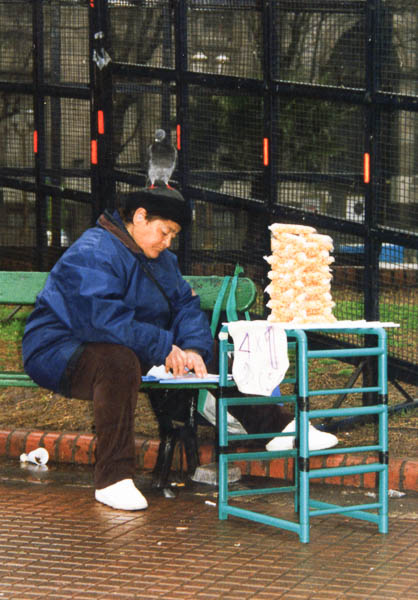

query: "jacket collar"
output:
97 210 142 255
98 210 173 319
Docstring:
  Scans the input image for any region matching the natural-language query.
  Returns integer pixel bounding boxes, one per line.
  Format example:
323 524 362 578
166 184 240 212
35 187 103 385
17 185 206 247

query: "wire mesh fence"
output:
0 0 417 386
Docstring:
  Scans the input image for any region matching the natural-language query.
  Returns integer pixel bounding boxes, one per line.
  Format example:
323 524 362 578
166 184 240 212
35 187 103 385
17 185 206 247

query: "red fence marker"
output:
364 152 370 183
176 124 181 151
263 137 269 166
97 110 104 134
91 139 98 165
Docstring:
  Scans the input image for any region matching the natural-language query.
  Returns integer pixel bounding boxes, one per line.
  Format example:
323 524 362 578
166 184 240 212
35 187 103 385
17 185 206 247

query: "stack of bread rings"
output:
265 223 336 324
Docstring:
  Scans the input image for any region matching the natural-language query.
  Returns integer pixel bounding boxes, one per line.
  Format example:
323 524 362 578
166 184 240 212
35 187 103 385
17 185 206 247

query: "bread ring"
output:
269 223 317 237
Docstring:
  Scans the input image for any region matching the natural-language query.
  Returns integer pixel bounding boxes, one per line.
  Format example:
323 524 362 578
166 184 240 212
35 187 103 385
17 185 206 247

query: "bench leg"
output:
152 428 179 490
181 426 200 475
152 426 200 490
149 390 201 491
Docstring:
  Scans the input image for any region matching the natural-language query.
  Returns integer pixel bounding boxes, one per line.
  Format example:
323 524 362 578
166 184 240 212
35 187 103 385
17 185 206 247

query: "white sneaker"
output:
95 479 148 511
266 419 338 452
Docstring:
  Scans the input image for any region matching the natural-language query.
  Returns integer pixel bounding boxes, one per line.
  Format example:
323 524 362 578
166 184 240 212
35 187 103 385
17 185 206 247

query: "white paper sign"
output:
228 321 290 396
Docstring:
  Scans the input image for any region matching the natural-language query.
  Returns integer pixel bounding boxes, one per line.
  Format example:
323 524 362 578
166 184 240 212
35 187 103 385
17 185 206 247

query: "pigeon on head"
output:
147 128 177 188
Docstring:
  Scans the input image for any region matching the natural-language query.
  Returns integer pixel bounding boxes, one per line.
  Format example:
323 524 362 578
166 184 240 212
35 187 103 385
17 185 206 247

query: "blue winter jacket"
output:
22 210 213 394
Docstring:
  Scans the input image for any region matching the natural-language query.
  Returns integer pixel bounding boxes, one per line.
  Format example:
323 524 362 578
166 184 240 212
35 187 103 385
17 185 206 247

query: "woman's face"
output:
127 208 181 259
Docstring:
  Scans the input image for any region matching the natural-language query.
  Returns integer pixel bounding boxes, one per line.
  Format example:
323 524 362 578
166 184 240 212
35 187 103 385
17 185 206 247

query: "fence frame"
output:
0 0 417 392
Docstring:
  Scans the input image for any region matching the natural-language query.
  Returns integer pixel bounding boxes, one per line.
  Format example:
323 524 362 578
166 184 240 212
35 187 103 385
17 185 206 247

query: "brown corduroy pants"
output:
67 341 293 490
69 343 143 490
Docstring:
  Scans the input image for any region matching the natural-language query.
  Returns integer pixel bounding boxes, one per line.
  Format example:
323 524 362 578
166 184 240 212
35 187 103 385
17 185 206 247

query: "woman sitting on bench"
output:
22 185 213 511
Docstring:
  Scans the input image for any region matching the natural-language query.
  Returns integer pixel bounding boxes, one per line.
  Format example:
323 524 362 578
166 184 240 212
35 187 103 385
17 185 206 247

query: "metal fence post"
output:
89 0 115 218
32 0 47 270
175 0 191 271
363 0 383 405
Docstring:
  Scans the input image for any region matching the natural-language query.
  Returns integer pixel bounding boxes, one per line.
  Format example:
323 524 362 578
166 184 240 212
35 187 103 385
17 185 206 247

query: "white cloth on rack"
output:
227 320 289 396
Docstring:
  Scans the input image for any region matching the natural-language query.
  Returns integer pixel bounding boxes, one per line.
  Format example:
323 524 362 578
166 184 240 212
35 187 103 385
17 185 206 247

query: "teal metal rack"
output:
217 324 389 543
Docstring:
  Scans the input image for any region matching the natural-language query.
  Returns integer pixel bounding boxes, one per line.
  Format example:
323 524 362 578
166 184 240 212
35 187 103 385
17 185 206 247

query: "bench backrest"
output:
184 276 256 313
0 272 49 305
0 271 257 313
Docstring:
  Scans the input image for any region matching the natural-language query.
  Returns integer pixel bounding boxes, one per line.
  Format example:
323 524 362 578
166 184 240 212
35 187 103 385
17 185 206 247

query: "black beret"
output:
120 185 191 228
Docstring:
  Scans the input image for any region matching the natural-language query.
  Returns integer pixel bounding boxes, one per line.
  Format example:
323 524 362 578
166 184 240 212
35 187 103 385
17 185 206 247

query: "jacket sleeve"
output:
49 247 174 367
169 270 214 365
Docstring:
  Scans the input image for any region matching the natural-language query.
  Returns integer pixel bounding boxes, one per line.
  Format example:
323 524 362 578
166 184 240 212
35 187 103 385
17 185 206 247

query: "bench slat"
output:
0 271 49 305
0 374 38 388
0 272 257 313
184 276 256 312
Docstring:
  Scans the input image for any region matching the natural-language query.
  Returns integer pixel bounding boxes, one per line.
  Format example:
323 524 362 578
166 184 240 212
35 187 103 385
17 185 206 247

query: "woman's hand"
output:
165 345 208 378
184 349 208 378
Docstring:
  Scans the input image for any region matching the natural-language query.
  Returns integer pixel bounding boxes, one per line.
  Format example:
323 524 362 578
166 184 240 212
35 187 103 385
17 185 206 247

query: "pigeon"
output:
147 128 177 188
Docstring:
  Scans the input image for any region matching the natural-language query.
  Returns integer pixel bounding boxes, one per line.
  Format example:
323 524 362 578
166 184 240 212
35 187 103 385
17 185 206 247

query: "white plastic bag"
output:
199 391 247 435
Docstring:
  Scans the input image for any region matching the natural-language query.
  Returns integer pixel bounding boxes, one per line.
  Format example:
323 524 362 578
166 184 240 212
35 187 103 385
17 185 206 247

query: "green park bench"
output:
0 268 257 491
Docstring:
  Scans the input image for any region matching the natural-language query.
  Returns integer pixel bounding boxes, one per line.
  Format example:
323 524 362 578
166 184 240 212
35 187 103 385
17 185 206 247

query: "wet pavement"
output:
0 458 417 600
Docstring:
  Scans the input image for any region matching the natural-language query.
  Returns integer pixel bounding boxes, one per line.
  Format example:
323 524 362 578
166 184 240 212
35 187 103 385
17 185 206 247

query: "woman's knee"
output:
97 344 142 384
76 343 142 388
70 343 142 402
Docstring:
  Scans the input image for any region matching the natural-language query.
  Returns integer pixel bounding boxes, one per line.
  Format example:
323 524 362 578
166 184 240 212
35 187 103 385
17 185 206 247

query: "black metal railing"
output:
0 0 417 388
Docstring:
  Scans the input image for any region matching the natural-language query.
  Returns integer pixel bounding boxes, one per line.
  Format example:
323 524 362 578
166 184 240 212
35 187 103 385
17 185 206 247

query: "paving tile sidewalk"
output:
0 458 417 600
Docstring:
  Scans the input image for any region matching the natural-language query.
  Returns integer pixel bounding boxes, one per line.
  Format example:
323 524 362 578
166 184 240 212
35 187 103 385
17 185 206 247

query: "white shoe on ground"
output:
266 419 338 452
95 478 148 511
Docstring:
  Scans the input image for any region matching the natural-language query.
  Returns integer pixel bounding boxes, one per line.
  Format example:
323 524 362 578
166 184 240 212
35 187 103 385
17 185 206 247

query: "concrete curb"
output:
1 428 416 493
